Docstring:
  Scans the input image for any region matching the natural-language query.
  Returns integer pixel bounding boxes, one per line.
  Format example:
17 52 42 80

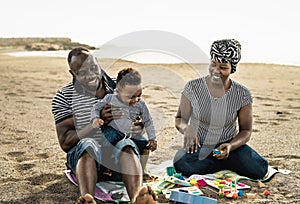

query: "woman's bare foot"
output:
76 193 96 204
133 186 157 204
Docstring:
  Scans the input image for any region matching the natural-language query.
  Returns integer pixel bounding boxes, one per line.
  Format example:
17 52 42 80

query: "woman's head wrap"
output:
210 39 241 73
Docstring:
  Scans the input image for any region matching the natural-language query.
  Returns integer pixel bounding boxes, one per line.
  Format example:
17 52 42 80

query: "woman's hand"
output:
213 143 232 160
183 125 200 154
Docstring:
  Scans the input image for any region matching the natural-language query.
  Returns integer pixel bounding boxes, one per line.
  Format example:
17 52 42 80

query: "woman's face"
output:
209 60 232 84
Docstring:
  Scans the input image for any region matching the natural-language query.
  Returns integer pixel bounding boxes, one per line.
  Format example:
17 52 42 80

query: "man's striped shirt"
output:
51 72 116 141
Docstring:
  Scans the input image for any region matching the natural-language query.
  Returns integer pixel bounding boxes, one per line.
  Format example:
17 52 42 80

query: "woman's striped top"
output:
182 76 252 145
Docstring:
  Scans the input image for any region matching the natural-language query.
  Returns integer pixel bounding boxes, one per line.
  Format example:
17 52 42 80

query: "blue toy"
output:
212 148 223 155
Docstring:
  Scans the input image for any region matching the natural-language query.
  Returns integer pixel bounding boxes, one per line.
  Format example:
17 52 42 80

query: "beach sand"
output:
0 52 299 203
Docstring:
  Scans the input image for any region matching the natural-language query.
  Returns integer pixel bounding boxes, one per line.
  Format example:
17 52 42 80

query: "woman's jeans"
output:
173 144 268 179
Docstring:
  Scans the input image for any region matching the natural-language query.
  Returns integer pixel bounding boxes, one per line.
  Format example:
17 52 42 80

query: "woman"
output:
173 39 268 179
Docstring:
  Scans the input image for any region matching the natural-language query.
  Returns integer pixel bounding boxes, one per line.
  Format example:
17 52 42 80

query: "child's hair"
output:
116 68 141 89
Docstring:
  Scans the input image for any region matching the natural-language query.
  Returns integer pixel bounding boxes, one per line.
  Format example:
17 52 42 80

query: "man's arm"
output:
55 117 95 152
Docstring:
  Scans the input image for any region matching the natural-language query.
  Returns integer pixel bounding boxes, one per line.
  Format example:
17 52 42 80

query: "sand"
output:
0 51 299 203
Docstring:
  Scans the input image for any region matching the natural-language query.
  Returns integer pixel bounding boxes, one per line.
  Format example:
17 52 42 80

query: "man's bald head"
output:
67 47 90 73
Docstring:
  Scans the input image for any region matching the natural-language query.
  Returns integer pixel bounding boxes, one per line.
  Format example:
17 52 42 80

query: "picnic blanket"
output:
64 170 130 203
65 160 291 203
147 159 291 182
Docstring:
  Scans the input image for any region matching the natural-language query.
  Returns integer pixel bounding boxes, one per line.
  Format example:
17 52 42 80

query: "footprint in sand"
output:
286 97 300 102
26 173 62 185
151 101 167 105
16 163 36 171
285 105 300 109
261 103 274 107
142 94 150 99
35 153 50 159
272 118 290 122
5 92 18 96
1 141 13 145
255 96 280 102
36 96 53 100
7 151 25 157
255 121 268 124
16 100 32 104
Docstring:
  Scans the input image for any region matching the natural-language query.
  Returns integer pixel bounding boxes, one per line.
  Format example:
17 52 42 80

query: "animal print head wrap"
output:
210 39 241 73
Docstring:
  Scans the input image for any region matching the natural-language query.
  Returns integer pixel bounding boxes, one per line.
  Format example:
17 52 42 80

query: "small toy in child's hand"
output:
212 148 223 155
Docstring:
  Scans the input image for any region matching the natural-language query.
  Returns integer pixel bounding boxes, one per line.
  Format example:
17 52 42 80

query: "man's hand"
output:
130 116 145 136
100 104 124 124
183 125 200 154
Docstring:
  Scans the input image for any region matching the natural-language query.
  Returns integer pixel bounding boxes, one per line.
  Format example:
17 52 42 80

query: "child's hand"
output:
146 140 157 152
130 116 145 136
92 118 104 129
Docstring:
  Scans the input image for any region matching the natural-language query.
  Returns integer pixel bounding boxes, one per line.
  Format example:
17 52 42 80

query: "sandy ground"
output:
0 51 299 203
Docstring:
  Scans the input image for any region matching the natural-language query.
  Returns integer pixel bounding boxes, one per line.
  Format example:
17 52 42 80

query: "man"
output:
52 47 157 204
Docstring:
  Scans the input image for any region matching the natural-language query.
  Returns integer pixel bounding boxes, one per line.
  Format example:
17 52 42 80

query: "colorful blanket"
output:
148 160 291 182
65 160 291 203
64 170 129 203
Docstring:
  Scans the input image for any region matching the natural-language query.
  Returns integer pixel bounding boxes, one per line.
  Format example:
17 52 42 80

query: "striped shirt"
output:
51 71 116 141
91 94 156 140
183 76 252 145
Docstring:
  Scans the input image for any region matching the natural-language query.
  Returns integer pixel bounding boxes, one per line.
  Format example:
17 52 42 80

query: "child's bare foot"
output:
76 193 96 204
133 186 157 204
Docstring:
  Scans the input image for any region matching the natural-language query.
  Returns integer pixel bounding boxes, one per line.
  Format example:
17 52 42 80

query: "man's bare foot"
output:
76 193 96 204
133 186 157 204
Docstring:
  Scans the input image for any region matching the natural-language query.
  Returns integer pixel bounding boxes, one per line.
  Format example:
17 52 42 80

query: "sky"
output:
1 0 300 65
